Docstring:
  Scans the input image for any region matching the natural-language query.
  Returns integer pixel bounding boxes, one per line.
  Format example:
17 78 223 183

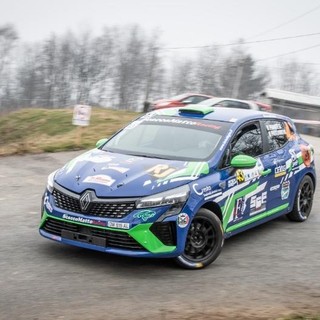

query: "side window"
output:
193 96 208 103
234 101 250 109
222 123 263 167
264 120 288 150
231 123 263 158
220 101 250 109
183 96 207 104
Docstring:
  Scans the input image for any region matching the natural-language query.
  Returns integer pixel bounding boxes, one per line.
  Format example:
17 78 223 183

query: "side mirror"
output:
96 138 108 148
230 155 257 168
182 100 192 104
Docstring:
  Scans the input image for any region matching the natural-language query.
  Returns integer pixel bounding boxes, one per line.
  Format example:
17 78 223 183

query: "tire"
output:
286 175 314 222
175 208 224 269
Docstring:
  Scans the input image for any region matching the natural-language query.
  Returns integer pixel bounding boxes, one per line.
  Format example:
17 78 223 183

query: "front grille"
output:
53 188 81 212
88 202 135 218
43 218 144 251
52 187 136 219
150 222 177 246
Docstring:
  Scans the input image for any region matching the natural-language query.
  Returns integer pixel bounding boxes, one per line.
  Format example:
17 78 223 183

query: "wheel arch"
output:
201 201 223 222
306 172 316 190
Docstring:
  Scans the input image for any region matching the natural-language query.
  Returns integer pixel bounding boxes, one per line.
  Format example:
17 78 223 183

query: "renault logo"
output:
80 190 93 212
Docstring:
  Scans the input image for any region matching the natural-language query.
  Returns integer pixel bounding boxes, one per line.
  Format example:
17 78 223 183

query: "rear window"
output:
264 120 289 150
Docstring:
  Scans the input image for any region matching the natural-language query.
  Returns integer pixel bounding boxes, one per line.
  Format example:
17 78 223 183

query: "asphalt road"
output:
0 135 319 320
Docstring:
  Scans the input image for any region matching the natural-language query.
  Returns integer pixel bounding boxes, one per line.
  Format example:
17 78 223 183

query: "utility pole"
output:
143 46 156 112
231 59 244 99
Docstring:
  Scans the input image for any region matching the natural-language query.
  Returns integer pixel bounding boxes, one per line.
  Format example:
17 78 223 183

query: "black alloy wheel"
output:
175 208 224 269
287 175 314 222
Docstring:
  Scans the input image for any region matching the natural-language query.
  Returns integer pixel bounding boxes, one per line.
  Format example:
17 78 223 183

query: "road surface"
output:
0 135 319 320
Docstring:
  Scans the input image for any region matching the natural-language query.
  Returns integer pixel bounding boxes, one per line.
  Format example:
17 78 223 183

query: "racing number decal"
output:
147 164 176 179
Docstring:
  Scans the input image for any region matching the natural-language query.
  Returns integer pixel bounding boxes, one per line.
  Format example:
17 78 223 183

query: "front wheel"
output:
286 175 314 222
175 208 224 269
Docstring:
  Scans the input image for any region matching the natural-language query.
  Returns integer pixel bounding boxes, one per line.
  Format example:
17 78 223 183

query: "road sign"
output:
72 104 92 126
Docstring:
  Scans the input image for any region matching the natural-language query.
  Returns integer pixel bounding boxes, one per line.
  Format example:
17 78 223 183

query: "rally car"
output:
39 106 316 269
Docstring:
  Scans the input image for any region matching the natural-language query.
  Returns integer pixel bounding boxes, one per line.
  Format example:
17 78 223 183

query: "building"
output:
259 88 320 136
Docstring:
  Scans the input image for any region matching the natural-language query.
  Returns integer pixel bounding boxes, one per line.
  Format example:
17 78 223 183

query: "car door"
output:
259 119 296 210
218 121 272 234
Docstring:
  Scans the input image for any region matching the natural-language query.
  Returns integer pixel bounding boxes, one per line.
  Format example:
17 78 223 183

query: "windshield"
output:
168 93 189 100
102 115 231 161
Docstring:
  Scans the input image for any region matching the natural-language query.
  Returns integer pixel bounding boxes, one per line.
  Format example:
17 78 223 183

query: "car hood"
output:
153 98 174 104
55 149 209 197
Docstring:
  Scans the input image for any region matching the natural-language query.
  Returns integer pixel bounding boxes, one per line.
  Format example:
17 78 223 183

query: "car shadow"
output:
37 215 291 273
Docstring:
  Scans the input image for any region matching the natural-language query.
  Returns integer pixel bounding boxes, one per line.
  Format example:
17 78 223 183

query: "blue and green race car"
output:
39 106 316 269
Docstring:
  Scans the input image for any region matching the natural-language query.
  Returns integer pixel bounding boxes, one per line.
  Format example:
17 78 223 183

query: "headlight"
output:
136 185 190 209
47 169 58 193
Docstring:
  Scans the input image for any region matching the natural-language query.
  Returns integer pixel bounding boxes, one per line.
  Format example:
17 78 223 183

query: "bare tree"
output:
114 25 155 110
273 60 320 95
194 45 223 95
0 24 18 109
220 44 269 99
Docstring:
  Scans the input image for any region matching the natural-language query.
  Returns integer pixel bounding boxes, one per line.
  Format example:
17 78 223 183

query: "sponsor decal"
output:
177 213 189 228
192 184 212 196
244 169 260 180
235 162 262 184
144 118 221 130
101 166 129 174
83 175 115 187
289 149 297 162
87 154 114 164
233 197 246 221
236 170 245 182
266 122 285 136
270 184 280 191
133 210 156 222
62 214 106 226
192 184 222 200
228 178 238 188
125 157 141 164
281 181 290 200
107 221 130 230
143 180 152 186
300 145 312 167
275 164 286 177
250 191 267 215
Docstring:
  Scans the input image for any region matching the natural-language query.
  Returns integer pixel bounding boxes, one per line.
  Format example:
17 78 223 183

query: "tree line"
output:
0 23 319 112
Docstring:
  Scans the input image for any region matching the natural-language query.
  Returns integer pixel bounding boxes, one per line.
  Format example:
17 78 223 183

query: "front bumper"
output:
39 188 188 258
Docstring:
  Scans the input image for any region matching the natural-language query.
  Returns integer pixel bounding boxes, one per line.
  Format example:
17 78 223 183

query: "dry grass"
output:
0 107 139 156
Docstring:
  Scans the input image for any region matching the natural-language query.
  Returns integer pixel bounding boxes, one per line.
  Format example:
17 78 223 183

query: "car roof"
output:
151 105 289 124
201 97 249 103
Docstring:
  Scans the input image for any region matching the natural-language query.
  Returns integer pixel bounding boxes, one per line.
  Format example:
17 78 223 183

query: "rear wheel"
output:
286 175 314 222
175 208 224 269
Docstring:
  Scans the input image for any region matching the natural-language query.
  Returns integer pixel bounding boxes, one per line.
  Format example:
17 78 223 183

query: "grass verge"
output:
0 107 139 156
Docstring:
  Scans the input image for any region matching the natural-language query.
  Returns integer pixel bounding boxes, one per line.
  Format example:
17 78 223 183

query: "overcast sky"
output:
2 0 320 69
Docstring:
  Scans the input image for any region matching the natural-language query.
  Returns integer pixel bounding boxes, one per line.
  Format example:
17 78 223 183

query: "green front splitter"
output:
40 210 176 254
